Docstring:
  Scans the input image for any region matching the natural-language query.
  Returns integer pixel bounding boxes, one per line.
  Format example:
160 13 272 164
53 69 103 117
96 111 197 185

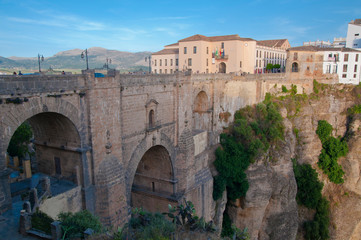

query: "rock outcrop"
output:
214 84 361 240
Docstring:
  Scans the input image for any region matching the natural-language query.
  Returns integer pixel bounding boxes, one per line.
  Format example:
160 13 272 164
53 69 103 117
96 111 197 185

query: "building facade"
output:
152 34 289 75
346 19 361 49
286 46 361 84
255 39 290 73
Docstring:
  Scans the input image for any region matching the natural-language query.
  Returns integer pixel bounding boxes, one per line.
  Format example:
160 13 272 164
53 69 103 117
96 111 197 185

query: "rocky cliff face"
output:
216 84 361 240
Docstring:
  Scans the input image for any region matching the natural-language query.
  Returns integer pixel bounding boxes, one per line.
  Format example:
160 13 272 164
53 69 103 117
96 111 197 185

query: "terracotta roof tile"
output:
152 48 179 55
165 43 179 47
288 46 361 52
257 39 288 48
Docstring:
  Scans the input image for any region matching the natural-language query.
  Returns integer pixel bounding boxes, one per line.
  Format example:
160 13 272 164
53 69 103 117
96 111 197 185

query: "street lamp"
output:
105 58 111 70
38 54 44 72
145 56 151 73
81 49 89 70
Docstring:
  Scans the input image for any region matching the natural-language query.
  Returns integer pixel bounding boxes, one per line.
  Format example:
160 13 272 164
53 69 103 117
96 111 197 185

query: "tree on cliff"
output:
7 122 33 159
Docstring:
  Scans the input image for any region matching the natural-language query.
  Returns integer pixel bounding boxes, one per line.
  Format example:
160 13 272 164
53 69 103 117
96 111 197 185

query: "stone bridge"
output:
0 70 313 226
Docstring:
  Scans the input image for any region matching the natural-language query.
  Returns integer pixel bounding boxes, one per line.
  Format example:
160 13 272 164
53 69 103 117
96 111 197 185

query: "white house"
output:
322 48 361 84
346 19 361 49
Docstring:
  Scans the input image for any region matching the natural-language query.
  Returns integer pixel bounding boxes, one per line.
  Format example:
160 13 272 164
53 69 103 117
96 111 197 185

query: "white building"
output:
346 19 361 49
322 48 361 84
303 40 332 48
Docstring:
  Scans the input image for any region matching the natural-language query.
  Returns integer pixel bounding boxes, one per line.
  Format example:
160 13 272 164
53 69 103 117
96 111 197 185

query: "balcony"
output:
215 55 228 60
326 57 339 62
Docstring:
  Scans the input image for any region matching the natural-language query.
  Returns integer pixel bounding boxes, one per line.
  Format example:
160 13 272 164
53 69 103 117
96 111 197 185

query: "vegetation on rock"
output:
294 162 323 209
293 161 330 240
316 120 348 184
213 96 284 201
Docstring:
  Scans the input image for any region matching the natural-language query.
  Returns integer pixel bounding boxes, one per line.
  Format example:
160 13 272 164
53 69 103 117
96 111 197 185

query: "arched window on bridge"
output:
149 110 155 128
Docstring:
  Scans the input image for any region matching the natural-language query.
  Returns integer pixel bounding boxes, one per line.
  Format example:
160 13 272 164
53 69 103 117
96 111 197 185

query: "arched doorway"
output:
131 145 176 213
292 62 299 72
219 62 226 73
5 112 83 215
193 91 210 131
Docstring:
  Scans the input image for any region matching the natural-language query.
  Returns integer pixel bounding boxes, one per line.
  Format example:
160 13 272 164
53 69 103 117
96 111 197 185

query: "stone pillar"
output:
51 221 62 240
29 188 38 212
19 210 31 235
42 177 51 196
23 160 32 178
13 156 19 168
22 201 31 213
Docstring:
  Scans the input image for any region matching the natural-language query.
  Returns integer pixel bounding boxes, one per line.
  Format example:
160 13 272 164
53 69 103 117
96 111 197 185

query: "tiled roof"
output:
178 34 255 42
350 19 361 25
179 34 208 42
165 43 179 47
288 46 361 52
152 48 179 55
257 39 288 48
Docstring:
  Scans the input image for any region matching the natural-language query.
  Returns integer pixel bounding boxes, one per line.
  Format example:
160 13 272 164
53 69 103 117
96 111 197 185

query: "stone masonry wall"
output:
0 71 317 226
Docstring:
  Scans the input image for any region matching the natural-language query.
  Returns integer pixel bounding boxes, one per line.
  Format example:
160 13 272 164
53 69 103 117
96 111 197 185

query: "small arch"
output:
219 62 226 73
292 62 298 72
194 91 209 113
193 91 210 131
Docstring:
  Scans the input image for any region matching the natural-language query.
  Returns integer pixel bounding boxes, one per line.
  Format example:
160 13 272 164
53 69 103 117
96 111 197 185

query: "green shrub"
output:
31 210 54 235
121 208 174 240
316 120 333 143
294 163 323 209
316 120 348 184
221 212 233 238
348 104 361 115
7 122 33 158
304 198 330 240
282 85 288 93
313 80 320 94
58 210 103 239
293 160 330 240
290 84 297 95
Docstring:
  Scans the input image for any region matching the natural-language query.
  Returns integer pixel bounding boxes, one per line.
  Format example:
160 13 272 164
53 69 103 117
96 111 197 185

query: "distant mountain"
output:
2 47 152 71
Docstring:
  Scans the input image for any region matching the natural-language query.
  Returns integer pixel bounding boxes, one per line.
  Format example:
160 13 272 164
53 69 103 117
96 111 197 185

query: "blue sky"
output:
1 0 360 57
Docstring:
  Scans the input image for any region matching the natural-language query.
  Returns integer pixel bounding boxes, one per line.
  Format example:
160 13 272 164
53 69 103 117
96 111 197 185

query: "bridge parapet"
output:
0 74 86 95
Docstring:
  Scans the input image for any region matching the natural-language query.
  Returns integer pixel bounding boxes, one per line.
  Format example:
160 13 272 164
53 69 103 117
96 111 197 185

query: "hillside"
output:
2 47 151 71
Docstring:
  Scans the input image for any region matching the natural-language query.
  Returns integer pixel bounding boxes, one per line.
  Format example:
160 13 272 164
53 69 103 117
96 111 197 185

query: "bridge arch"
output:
0 97 82 170
0 97 86 213
126 134 177 212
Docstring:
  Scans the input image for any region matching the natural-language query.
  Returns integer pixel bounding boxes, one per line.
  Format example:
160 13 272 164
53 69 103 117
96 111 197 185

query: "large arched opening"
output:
131 145 177 213
5 112 83 217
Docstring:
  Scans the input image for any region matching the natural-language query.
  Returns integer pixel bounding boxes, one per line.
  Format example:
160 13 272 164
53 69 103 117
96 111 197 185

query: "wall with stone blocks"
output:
39 186 82 219
0 71 316 225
